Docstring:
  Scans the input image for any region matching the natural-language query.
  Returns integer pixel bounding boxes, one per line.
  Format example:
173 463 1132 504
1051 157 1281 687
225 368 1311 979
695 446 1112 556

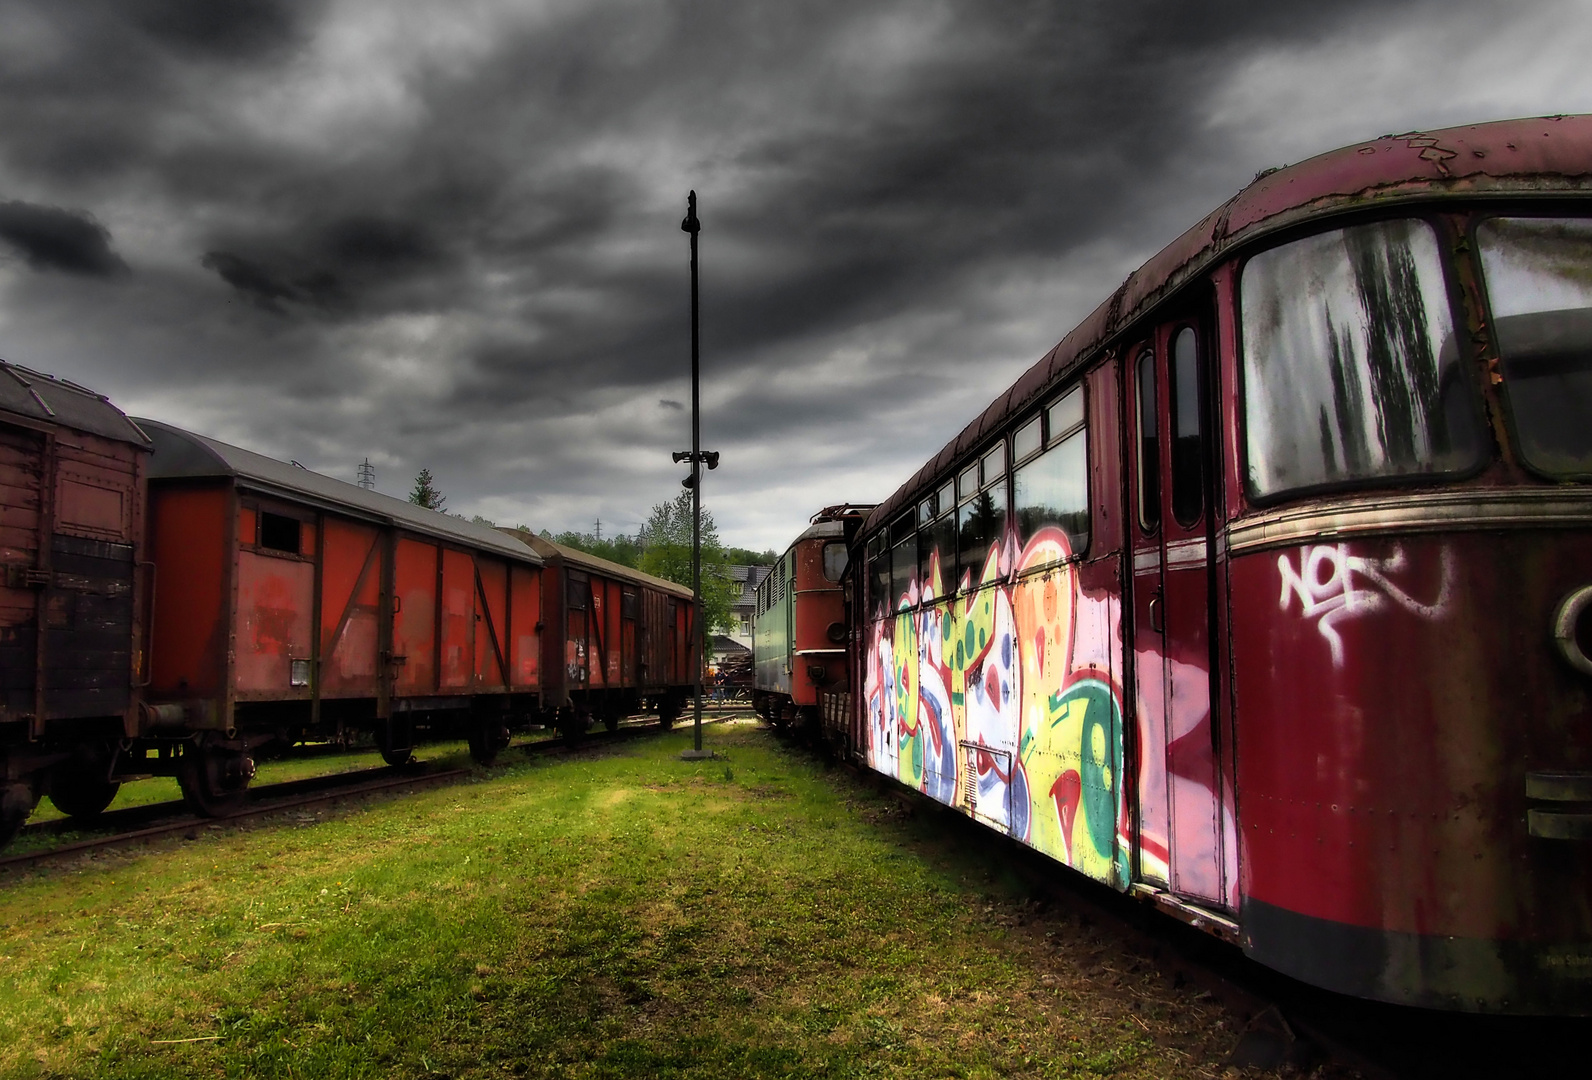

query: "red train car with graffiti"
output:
849 116 1592 1013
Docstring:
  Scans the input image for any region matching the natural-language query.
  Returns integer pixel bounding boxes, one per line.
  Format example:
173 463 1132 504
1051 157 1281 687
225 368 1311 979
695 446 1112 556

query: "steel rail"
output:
2 713 744 873
0 766 472 872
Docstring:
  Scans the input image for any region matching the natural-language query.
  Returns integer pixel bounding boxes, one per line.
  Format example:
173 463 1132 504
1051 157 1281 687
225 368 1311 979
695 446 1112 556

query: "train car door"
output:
565 571 590 689
1128 313 1227 906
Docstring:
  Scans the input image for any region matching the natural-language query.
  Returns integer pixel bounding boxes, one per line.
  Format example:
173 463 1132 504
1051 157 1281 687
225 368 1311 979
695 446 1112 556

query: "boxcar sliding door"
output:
1128 312 1229 906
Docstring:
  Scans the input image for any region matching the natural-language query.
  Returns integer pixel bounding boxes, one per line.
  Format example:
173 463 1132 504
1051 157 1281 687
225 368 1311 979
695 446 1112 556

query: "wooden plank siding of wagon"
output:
138 420 545 750
0 367 149 739
504 530 695 727
0 363 152 847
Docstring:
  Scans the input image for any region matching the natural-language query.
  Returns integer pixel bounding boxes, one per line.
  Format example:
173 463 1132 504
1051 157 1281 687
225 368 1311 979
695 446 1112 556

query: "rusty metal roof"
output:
865 114 1592 534
138 419 542 566
0 360 151 447
512 531 694 599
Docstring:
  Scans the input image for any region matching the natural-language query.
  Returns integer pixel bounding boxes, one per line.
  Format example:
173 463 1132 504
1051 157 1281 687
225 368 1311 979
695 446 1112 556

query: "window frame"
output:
1234 210 1489 507
242 499 314 561
1012 382 1091 569
1471 209 1592 483
1168 322 1207 529
1134 344 1161 533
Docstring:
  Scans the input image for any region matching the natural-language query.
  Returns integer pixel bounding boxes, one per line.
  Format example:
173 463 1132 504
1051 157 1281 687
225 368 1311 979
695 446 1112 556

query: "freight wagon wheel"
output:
602 709 621 733
377 718 415 767
467 716 510 765
0 780 38 849
657 695 679 731
48 769 120 819
558 707 590 745
177 734 256 818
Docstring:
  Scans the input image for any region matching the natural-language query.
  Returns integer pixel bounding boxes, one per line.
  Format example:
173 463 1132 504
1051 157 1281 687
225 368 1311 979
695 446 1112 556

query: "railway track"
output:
2 712 740 873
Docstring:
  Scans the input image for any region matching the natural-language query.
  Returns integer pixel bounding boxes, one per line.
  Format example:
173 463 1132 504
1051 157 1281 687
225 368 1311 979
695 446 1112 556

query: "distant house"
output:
720 564 770 660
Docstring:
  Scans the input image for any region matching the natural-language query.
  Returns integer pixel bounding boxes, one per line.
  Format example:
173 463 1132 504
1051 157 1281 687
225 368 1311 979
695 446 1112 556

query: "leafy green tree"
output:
408 469 446 511
638 492 737 633
551 530 643 568
725 546 777 566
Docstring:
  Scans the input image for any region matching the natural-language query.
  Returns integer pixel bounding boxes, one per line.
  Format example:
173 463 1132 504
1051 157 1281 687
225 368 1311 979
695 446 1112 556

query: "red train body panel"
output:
0 363 151 835
845 116 1592 1014
139 420 545 747
752 506 872 733
515 532 696 730
0 378 703 838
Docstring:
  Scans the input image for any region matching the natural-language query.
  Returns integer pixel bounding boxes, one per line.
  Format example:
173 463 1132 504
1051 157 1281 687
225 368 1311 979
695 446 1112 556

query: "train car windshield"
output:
1241 218 1484 499
1476 216 1592 478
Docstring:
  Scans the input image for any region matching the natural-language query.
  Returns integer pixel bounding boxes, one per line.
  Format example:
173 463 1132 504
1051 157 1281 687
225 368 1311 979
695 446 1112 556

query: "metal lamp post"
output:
677 190 716 761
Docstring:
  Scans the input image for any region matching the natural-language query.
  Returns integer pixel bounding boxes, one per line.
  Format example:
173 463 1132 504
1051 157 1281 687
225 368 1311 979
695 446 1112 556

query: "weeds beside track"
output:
0 720 1236 1080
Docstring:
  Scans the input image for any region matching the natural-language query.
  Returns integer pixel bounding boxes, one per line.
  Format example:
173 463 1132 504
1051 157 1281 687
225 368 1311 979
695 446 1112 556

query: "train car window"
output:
889 512 916 610
1170 326 1205 526
937 479 955 515
958 479 1007 583
822 542 848 582
1136 348 1160 532
1048 386 1084 443
566 572 589 610
981 442 1005 487
958 463 979 503
918 495 935 527
1242 218 1483 498
1476 216 1592 477
919 502 958 596
259 512 301 555
1013 415 1042 461
868 533 890 614
1015 413 1089 558
622 589 638 620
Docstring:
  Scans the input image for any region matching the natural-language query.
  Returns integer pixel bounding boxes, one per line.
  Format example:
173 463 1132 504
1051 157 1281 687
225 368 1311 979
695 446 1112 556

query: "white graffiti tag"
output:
1277 544 1452 666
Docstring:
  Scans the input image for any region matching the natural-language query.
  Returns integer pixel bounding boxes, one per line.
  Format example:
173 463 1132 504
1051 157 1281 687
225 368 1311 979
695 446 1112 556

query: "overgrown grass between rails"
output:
0 723 1219 1079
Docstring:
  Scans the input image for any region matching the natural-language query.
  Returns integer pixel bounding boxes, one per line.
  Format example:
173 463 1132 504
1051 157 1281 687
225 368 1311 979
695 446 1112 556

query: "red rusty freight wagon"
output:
0 362 150 843
510 532 696 733
137 420 545 812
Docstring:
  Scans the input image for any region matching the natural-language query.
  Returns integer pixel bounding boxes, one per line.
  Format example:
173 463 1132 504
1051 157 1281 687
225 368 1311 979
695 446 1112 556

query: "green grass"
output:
0 722 1227 1079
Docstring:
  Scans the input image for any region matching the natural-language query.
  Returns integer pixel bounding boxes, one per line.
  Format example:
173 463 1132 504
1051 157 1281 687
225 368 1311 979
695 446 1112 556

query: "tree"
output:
551 529 643 569
638 492 737 633
409 468 446 511
725 546 778 566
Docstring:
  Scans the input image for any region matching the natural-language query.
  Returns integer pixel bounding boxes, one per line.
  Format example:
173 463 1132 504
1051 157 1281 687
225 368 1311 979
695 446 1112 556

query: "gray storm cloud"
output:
0 0 1588 549
0 200 127 276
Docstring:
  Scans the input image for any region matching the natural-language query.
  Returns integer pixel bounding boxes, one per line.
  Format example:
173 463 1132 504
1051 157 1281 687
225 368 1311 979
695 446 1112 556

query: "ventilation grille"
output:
958 741 1010 817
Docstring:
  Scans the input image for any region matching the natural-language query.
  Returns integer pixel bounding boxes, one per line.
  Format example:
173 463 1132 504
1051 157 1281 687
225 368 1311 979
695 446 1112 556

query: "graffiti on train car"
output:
1277 542 1452 666
864 525 1128 887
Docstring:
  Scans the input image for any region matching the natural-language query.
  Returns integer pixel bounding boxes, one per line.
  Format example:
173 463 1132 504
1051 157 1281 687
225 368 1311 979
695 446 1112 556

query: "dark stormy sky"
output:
0 0 1587 550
